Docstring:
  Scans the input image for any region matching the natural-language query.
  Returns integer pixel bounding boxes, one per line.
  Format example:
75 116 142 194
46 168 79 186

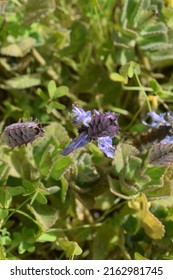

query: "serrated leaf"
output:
124 155 142 180
113 143 139 174
149 144 173 165
140 22 168 36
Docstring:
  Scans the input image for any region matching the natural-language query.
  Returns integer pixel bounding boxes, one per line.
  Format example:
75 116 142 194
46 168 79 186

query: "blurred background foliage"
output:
1 0 173 260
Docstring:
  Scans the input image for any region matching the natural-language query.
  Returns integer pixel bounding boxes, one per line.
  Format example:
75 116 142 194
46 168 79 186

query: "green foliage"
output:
1 0 173 260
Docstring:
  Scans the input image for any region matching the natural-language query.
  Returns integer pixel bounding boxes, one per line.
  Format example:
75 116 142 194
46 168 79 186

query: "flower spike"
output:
62 104 120 158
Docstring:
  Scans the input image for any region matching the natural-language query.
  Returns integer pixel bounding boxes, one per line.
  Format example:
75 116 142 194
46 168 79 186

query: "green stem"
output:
123 86 153 92
135 73 151 111
4 197 31 223
7 208 41 229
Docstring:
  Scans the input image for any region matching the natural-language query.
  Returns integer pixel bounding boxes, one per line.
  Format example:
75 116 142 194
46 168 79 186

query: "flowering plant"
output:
62 104 120 158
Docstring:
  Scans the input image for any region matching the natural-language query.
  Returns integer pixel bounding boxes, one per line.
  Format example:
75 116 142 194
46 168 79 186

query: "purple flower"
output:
97 137 116 158
160 135 173 144
62 104 120 158
143 110 173 128
143 111 166 127
72 103 92 126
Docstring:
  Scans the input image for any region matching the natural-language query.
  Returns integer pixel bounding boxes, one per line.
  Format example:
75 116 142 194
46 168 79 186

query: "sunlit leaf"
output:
129 193 165 239
58 238 82 259
48 80 57 99
0 38 36 57
4 74 41 89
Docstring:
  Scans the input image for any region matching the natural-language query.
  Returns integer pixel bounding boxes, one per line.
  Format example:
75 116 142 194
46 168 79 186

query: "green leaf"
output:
76 192 95 209
48 80 57 99
0 186 24 208
37 88 49 102
33 137 55 177
60 177 69 203
30 191 47 205
0 209 9 219
135 252 148 260
76 153 99 183
22 0 56 26
0 38 36 57
51 101 65 110
113 143 139 174
54 86 69 98
58 238 82 259
149 144 173 165
110 72 127 84
28 204 59 231
50 157 73 180
37 231 57 243
4 74 41 89
128 193 165 239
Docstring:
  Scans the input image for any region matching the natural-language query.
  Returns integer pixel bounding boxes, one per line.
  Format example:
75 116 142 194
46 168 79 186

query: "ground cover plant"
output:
1 0 173 260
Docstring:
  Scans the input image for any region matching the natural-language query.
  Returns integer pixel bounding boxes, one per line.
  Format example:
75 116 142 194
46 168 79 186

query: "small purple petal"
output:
167 112 173 124
143 111 166 127
72 104 92 126
160 135 173 144
97 137 116 158
62 131 90 156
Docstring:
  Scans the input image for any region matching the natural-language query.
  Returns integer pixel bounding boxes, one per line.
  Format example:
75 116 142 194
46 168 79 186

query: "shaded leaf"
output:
22 0 56 26
28 204 59 231
149 144 173 165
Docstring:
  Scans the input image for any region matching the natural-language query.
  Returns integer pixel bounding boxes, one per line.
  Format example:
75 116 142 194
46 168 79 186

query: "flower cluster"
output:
62 104 120 158
2 119 44 147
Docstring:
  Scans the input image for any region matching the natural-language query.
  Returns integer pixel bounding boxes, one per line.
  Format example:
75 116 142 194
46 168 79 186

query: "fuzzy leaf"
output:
113 143 139 174
22 0 56 26
4 74 41 89
0 38 36 57
149 144 173 165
